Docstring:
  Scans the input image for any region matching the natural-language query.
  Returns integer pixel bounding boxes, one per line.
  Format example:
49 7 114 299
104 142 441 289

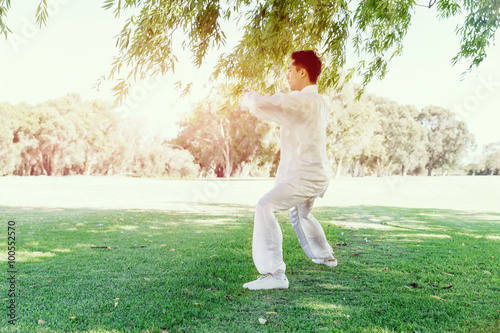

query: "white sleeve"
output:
241 91 317 125
241 91 287 125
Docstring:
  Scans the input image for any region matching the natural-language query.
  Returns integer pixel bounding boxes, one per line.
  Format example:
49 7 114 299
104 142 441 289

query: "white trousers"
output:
252 179 334 275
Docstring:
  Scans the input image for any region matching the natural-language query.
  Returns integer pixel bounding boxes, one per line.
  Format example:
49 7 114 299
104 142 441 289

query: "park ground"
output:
0 176 499 332
0 175 499 213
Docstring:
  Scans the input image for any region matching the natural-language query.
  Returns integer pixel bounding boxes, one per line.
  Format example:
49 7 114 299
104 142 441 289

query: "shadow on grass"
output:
0 205 499 333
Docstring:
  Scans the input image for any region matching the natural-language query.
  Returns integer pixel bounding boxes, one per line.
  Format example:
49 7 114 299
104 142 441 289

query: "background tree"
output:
77 99 125 175
325 83 377 178
173 88 234 177
162 145 200 178
11 94 127 176
370 97 428 176
2 91 485 178
359 131 388 177
174 85 279 177
418 106 474 176
128 134 200 178
14 102 75 176
1 1 498 104
482 142 500 175
0 103 23 176
0 94 199 178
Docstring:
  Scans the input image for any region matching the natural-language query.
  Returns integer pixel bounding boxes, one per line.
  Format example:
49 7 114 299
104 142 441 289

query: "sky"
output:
1 1 499 150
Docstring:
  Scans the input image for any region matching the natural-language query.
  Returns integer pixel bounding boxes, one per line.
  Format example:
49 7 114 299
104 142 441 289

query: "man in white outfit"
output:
241 50 337 290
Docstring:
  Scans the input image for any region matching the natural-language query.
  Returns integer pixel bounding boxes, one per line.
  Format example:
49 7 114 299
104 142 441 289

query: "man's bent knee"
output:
256 198 273 214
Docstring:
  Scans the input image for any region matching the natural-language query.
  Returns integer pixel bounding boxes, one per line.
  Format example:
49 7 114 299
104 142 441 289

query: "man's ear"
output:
299 68 308 79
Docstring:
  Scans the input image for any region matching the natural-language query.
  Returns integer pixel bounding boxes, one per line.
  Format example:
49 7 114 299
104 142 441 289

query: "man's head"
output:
287 50 322 91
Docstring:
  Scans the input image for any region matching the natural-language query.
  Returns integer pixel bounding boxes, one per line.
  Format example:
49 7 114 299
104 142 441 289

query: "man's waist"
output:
285 160 330 170
277 162 330 180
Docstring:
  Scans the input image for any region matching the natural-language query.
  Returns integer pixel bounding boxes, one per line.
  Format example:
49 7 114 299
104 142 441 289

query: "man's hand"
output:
243 89 250 94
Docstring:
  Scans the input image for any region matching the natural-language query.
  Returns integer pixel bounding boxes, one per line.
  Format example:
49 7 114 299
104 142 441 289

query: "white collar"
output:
301 84 318 93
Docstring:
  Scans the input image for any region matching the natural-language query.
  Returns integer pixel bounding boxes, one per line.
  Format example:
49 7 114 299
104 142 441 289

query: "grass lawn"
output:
1 204 499 332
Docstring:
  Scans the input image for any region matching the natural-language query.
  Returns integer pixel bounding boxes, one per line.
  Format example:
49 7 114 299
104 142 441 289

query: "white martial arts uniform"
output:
242 84 334 276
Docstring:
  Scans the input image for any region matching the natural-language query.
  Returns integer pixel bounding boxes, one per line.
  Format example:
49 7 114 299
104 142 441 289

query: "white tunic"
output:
242 84 330 196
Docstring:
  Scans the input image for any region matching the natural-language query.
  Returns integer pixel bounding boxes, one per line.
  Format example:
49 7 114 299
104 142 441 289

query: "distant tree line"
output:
0 94 198 177
1 86 495 178
324 83 476 177
465 142 500 175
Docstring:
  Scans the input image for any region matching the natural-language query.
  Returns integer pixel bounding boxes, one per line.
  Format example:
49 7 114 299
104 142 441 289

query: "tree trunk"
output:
222 141 232 178
335 156 343 179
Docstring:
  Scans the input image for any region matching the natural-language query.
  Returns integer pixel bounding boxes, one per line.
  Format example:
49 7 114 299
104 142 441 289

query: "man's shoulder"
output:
301 84 319 94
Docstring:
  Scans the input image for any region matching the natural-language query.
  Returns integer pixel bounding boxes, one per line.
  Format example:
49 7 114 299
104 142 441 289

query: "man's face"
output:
287 60 303 91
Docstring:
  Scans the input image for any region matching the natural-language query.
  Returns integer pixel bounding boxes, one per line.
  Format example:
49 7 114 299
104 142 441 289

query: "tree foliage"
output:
466 141 500 175
1 0 498 104
173 85 280 177
482 142 500 175
324 82 474 177
0 94 199 177
418 106 474 176
325 83 377 177
0 89 486 178
0 102 23 175
370 96 428 176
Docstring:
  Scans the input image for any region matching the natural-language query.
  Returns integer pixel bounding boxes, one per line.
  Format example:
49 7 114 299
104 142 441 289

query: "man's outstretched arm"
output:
241 90 316 125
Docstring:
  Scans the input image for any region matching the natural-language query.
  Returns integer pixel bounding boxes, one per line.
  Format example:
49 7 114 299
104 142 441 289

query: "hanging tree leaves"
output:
1 0 499 104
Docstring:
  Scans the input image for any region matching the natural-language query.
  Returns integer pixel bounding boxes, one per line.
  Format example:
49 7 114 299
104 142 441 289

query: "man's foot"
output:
243 274 289 290
312 258 338 267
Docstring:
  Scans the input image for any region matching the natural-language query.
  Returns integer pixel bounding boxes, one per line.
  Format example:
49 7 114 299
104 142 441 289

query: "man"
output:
241 50 337 290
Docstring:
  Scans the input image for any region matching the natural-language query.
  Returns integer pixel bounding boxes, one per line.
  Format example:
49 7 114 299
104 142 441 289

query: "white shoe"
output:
243 274 289 290
312 258 338 267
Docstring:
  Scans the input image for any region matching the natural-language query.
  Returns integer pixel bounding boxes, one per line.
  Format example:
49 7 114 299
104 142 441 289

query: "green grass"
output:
1 205 499 333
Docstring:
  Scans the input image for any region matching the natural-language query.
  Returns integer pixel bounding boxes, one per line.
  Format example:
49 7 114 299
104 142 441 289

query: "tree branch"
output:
169 0 192 37
416 0 437 8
